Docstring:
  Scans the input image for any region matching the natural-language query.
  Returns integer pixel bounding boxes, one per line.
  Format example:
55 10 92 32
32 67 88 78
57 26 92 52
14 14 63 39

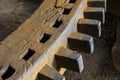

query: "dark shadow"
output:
1 66 15 80
0 0 44 42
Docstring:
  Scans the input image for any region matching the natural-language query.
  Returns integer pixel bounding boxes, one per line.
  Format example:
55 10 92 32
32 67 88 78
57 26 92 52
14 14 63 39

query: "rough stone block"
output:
68 32 94 53
77 18 101 37
36 65 65 80
84 7 105 23
55 47 84 73
87 0 106 11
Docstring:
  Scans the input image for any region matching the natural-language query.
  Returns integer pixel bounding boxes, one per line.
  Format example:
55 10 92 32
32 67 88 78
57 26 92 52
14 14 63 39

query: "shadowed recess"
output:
69 0 76 3
40 33 51 43
23 49 35 61
53 19 63 28
62 8 72 15
1 66 15 80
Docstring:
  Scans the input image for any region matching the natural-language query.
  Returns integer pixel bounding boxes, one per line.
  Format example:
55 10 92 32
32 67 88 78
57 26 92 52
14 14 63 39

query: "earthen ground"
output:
0 0 42 42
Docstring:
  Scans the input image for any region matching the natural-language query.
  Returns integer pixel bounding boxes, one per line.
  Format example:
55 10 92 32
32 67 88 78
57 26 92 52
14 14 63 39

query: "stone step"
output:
55 47 84 73
77 18 101 37
68 32 94 53
87 0 106 11
84 7 105 23
36 65 65 80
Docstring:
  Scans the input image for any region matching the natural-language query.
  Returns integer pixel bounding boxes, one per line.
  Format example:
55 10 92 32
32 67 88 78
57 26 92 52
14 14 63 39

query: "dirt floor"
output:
0 0 120 80
0 0 42 42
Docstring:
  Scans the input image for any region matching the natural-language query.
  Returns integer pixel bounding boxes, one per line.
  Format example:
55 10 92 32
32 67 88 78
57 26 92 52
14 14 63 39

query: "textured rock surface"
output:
0 0 119 80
